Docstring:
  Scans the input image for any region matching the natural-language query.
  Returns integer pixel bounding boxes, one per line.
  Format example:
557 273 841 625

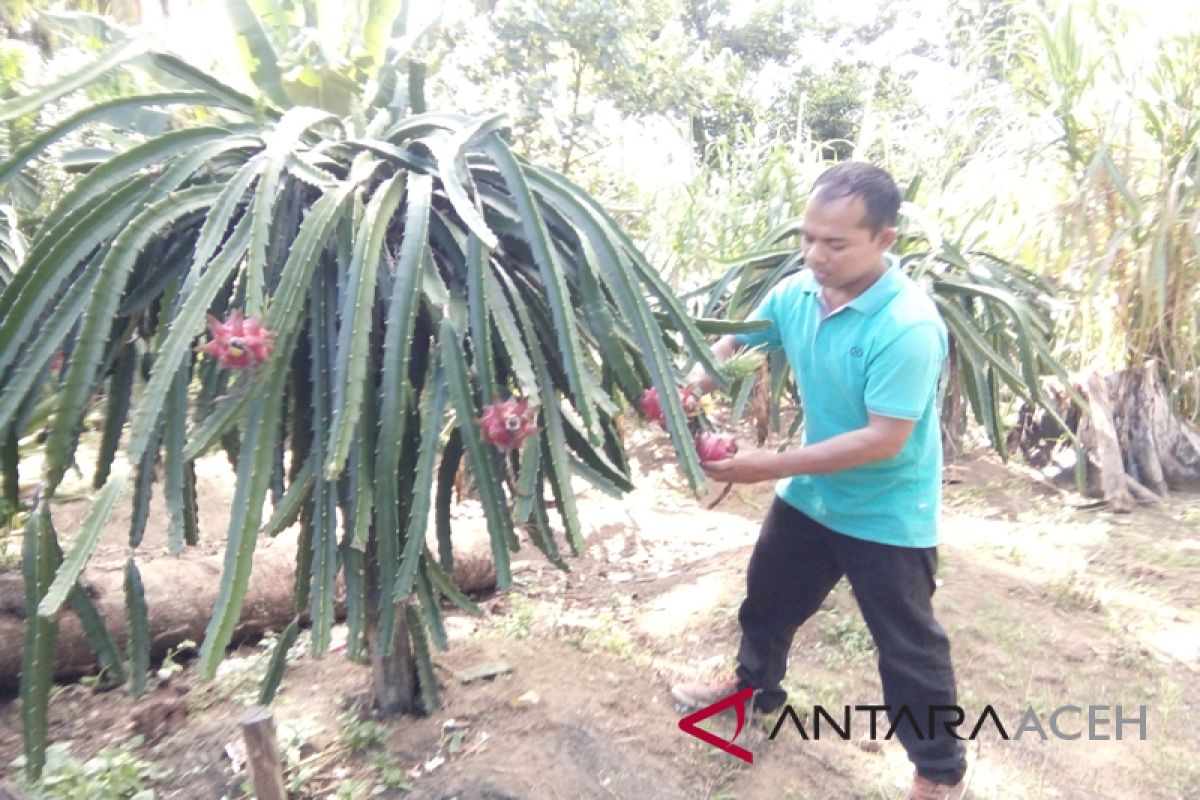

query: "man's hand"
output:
699 446 782 484
686 335 741 397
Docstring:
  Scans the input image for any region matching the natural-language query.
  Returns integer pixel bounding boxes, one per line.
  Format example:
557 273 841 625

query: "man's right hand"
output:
684 365 710 397
687 334 741 396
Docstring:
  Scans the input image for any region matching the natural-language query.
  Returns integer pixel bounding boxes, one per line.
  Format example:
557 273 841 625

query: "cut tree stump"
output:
1108 362 1200 491
1016 361 1200 509
1079 371 1135 512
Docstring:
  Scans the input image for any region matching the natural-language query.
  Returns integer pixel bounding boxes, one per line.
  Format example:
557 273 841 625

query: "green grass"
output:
9 738 169 799
339 711 388 753
494 593 536 640
575 613 654 665
817 608 876 668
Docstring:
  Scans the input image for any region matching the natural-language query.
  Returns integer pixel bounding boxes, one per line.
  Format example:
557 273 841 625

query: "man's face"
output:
801 189 897 293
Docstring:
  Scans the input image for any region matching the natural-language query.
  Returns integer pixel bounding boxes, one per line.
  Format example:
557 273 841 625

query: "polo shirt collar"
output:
800 253 902 316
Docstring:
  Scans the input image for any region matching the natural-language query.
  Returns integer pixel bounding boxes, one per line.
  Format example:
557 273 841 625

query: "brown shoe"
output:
670 675 741 710
908 774 966 800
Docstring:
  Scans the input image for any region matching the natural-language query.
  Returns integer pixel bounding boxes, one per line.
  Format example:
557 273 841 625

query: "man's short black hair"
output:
810 162 901 235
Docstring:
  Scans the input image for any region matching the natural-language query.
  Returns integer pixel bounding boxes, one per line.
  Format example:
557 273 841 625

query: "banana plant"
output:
689 177 1084 457
0 6 739 781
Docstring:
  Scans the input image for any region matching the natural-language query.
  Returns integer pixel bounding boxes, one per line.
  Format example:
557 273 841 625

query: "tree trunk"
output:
368 601 419 715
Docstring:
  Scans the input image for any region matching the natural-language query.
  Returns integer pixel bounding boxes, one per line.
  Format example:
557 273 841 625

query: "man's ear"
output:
876 226 899 250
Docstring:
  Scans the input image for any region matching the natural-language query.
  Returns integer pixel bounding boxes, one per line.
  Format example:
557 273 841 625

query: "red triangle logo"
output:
678 686 755 764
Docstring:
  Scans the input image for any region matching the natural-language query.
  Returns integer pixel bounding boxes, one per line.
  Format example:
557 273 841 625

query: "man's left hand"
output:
699 447 782 484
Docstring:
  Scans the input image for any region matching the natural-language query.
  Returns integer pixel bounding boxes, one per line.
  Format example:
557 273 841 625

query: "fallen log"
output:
0 531 497 693
0 535 307 693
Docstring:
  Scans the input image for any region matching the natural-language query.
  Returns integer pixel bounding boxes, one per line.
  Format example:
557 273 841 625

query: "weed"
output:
275 717 326 795
992 544 1026 565
781 675 849 713
957 685 986 714
329 712 417 794
156 639 196 682
339 711 388 753
1154 676 1183 718
0 509 24 568
817 609 875 667
578 613 653 665
188 655 262 710
367 752 411 792
331 777 375 798
1109 640 1154 671
1046 573 1102 613
973 600 1038 656
10 738 169 799
495 594 535 640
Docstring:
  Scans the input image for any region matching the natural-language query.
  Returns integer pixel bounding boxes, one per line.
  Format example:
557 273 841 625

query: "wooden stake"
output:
239 706 288 800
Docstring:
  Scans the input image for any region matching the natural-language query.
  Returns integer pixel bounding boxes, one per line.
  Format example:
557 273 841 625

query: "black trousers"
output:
735 497 968 785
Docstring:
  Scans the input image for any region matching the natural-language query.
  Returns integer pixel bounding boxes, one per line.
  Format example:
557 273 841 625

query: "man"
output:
671 163 968 800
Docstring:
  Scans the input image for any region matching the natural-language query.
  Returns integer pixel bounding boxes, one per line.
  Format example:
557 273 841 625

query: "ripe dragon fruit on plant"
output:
203 311 274 370
478 397 538 450
694 431 738 462
638 386 701 426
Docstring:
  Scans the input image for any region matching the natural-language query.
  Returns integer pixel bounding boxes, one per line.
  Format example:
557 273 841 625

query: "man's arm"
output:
699 413 916 483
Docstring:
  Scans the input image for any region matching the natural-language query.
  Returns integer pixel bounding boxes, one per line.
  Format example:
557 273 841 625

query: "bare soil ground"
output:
2 419 1199 799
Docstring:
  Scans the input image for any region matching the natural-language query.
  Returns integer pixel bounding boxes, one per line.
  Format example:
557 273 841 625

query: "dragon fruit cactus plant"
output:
0 19 735 779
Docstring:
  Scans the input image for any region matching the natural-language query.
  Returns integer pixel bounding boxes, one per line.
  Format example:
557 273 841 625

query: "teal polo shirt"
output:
734 260 948 547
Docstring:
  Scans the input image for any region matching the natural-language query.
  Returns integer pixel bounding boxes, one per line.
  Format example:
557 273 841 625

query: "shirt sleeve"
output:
732 285 784 352
864 322 947 420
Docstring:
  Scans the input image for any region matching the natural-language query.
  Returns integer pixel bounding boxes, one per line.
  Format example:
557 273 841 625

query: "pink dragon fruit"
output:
638 386 700 425
694 431 738 462
479 397 538 450
203 311 273 370
638 388 664 423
